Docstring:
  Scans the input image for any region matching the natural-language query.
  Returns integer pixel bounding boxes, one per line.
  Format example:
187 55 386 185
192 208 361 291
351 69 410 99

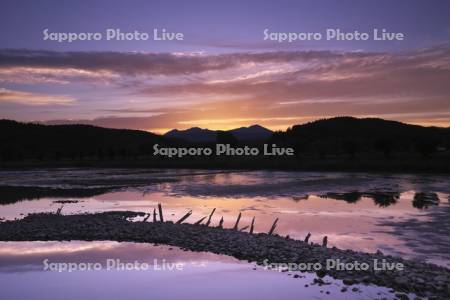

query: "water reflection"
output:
0 185 443 211
379 204 450 266
412 192 440 209
0 169 449 266
321 191 441 210
320 191 422 208
0 186 115 205
0 241 235 273
0 241 405 300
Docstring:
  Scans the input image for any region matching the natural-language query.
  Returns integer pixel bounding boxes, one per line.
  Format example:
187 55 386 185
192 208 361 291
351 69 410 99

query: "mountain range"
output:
164 124 273 143
0 117 449 162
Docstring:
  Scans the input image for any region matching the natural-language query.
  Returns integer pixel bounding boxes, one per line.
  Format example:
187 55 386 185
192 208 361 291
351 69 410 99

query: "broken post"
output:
175 210 192 224
233 212 242 230
194 216 206 225
268 218 279 235
56 205 63 215
322 236 328 247
205 208 216 227
249 216 255 234
240 225 249 232
304 232 311 243
153 208 157 222
218 216 224 228
143 213 150 222
158 203 164 222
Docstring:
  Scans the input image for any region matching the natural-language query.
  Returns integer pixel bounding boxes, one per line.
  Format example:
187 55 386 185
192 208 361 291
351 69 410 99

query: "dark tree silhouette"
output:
414 138 438 158
216 131 238 145
374 137 394 158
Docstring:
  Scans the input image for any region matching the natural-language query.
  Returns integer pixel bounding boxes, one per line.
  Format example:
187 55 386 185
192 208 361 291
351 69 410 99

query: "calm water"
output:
0 241 407 300
0 168 448 299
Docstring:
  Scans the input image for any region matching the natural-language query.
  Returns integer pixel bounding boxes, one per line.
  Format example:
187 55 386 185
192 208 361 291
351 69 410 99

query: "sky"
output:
0 0 449 133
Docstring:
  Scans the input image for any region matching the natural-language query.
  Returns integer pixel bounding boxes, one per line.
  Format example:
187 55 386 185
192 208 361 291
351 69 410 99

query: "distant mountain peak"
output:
165 129 179 134
229 124 273 141
249 124 266 129
164 124 273 142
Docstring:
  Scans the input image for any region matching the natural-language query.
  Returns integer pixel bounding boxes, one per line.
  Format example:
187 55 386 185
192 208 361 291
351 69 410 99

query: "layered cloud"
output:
0 46 449 130
0 49 352 76
0 88 74 105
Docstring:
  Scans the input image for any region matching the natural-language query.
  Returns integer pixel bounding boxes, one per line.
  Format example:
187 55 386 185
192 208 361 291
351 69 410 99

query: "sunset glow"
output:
0 1 449 131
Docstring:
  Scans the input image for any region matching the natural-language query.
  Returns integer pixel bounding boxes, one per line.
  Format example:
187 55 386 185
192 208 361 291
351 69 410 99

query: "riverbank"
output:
0 211 448 299
1 155 450 174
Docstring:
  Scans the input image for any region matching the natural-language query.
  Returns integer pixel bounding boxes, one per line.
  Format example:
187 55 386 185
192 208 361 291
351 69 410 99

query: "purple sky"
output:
0 0 449 132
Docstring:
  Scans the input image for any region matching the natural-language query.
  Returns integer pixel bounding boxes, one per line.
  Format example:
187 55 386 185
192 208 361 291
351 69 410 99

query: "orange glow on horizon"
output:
142 115 450 134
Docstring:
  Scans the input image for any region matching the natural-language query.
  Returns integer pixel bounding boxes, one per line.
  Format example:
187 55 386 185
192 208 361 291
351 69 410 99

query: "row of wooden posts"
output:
146 203 328 247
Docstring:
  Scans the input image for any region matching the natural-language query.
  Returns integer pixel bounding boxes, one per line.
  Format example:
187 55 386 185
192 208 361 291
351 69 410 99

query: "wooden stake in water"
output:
153 208 157 223
304 232 311 243
205 208 216 227
158 203 164 222
240 225 249 232
143 213 150 222
233 212 241 230
268 218 279 235
194 216 207 225
56 205 63 215
218 216 224 228
176 210 192 224
322 236 328 247
249 217 255 234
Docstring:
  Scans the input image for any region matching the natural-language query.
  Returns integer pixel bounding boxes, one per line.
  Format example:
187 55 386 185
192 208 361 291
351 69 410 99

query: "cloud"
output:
132 45 450 125
0 88 74 105
0 67 119 84
0 48 372 85
137 45 450 100
1 46 450 129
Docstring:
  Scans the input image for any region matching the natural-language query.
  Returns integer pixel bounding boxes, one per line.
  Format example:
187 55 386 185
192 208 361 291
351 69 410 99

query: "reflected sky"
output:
0 241 405 300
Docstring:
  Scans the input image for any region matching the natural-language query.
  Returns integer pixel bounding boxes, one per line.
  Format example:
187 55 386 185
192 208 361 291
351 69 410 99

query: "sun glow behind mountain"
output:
0 1 449 131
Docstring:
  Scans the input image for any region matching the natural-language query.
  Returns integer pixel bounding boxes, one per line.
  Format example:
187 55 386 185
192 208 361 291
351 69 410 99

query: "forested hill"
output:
1 117 449 163
0 120 166 160
271 117 450 157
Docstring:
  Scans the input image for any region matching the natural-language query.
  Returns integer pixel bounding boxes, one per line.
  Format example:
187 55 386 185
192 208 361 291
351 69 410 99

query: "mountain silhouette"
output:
0 119 167 161
272 116 450 157
1 117 449 165
165 127 217 143
285 117 448 141
229 125 273 141
165 124 273 142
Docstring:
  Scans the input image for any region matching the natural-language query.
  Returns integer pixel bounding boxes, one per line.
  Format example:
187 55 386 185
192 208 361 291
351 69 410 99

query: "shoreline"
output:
0 211 449 299
1 157 450 174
